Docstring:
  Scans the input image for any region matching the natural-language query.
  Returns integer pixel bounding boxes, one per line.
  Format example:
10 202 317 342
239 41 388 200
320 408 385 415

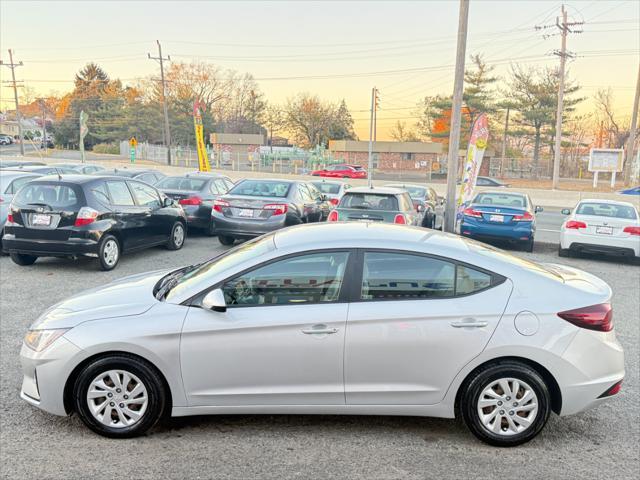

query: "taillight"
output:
558 303 613 332
7 213 14 223
394 214 407 224
179 195 202 206
330 198 339 206
598 380 623 398
463 207 482 218
263 204 288 216
213 199 230 213
565 220 587 229
327 210 339 222
513 211 534 222
623 226 640 236
74 207 99 227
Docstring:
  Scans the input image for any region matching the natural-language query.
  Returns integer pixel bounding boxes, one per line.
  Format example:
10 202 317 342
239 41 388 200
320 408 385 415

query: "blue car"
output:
619 186 639 195
459 191 542 252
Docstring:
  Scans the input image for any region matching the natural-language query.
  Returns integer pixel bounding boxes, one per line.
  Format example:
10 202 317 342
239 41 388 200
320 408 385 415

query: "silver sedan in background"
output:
20 223 624 446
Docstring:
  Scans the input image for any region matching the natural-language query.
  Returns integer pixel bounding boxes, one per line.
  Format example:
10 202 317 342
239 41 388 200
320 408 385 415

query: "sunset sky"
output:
1 0 638 140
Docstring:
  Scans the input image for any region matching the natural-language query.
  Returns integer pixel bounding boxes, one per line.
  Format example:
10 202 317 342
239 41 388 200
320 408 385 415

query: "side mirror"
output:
416 204 425 213
534 205 544 213
163 197 174 207
561 208 571 215
202 288 227 312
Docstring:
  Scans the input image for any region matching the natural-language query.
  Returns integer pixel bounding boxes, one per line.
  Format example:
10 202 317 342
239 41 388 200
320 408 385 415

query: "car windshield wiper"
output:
154 263 201 300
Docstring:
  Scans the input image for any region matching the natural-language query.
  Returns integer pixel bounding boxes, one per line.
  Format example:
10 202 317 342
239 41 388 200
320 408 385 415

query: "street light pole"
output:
444 0 469 233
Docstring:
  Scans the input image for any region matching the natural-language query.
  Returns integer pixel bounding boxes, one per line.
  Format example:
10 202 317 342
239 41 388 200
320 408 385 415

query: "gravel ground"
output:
0 234 638 479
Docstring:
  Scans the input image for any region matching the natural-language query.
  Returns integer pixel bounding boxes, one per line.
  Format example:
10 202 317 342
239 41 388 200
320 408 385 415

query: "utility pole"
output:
624 64 639 186
444 0 469 233
1 49 25 156
40 99 47 154
148 41 172 165
367 87 378 187
550 5 582 189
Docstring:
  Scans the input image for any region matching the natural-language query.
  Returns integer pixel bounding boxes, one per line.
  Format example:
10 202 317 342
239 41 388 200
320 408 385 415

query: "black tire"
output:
218 235 235 246
460 361 552 447
422 213 435 229
558 246 570 257
98 234 120 271
9 252 38 266
72 354 167 438
167 221 186 250
524 238 534 253
204 220 216 237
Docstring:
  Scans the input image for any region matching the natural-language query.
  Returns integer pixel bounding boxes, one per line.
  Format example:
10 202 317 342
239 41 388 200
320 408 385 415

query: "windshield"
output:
229 180 291 198
339 193 398 210
157 176 207 191
576 202 637 219
473 192 527 209
311 182 341 194
164 234 277 301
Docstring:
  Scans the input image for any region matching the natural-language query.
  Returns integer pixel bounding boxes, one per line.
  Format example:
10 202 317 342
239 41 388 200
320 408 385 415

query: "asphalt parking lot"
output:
0 233 638 479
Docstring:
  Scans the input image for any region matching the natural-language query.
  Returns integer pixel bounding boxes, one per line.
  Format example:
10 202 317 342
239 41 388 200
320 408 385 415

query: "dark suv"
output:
2 175 187 270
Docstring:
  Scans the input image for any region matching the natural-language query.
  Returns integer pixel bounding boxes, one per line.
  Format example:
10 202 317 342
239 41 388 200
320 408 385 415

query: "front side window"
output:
222 251 350 306
106 181 135 206
130 181 161 208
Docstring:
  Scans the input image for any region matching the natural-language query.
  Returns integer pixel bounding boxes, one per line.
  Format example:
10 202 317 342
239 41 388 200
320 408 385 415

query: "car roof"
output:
53 162 101 168
101 168 158 175
310 179 347 185
0 170 41 179
384 183 428 189
236 177 296 184
346 186 407 195
473 190 526 197
578 198 638 208
26 174 102 185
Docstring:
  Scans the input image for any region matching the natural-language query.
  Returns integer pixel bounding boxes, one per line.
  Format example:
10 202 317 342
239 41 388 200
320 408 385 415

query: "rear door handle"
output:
450 320 488 328
302 324 338 335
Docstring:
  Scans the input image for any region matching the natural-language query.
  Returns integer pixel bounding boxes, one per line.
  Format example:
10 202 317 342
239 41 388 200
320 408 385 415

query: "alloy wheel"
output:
102 239 119 267
86 369 148 428
476 377 539 436
173 224 185 247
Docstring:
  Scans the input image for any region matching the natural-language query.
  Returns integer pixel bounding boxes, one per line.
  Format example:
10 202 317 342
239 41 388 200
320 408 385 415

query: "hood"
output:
31 269 173 330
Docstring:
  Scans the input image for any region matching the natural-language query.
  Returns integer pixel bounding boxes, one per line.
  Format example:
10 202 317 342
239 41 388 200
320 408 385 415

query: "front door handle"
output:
450 319 488 328
302 324 338 335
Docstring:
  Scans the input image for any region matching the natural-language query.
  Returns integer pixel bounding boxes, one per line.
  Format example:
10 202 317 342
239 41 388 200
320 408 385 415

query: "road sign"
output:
129 136 137 148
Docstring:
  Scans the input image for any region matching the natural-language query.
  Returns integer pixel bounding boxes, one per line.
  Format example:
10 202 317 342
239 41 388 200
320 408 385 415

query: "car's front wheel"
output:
73 354 167 438
460 361 551 447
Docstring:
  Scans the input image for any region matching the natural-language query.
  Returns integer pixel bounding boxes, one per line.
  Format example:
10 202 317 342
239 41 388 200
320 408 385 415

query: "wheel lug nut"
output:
119 403 124 408
107 393 113 398
109 402 115 406
506 396 511 401
123 395 128 400
497 401 503 406
513 402 518 407
509 411 514 416
499 410 505 415
116 388 122 393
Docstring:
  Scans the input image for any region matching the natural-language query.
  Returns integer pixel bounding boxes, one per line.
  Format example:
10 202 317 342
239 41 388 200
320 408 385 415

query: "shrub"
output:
92 143 120 154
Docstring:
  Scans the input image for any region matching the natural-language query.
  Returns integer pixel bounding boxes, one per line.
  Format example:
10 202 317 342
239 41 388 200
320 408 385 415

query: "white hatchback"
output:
559 199 640 259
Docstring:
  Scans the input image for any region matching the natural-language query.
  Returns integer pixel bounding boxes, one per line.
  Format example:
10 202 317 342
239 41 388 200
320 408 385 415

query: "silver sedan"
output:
20 223 624 446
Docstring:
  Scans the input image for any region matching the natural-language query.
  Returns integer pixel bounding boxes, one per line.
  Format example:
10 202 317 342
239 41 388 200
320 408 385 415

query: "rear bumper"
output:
460 220 534 242
2 233 99 257
561 230 640 257
182 206 213 229
212 213 287 238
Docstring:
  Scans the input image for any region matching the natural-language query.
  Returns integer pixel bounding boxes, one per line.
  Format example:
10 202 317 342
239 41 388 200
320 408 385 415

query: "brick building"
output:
210 133 264 166
328 140 443 173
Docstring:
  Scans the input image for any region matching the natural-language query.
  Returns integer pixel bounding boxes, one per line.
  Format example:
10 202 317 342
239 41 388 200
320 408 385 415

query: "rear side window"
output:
13 183 81 209
89 182 111 205
137 173 157 185
106 181 135 206
130 181 161 208
213 178 229 194
361 252 497 300
340 193 398 211
312 182 341 194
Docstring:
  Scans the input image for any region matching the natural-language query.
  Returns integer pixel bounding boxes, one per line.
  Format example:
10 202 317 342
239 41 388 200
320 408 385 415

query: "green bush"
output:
92 143 120 154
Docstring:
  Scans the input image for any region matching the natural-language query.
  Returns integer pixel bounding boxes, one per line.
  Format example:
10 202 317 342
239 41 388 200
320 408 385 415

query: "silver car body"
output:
0 171 41 232
21 223 624 421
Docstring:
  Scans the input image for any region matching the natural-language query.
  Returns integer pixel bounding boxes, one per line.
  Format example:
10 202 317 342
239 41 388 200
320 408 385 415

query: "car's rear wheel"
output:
167 222 186 250
98 235 120 271
524 238 534 253
73 354 166 438
558 246 571 257
9 252 38 266
218 235 235 246
205 220 216 237
460 361 551 447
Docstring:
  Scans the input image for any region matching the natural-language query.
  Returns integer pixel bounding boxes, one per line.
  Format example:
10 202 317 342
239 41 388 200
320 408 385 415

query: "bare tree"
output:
594 88 629 148
390 121 420 142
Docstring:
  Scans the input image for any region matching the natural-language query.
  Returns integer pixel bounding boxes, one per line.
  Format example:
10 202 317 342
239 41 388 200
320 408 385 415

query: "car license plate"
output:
32 214 51 226
596 226 613 235
238 209 253 218
489 214 504 223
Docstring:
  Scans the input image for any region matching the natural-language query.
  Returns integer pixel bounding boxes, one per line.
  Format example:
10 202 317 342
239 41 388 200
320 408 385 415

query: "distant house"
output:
328 140 443 172
210 133 264 165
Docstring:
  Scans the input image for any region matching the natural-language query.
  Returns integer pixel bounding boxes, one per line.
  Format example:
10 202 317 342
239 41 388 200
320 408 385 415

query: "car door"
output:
180 250 354 406
128 180 167 243
296 184 317 221
345 250 512 405
104 180 148 249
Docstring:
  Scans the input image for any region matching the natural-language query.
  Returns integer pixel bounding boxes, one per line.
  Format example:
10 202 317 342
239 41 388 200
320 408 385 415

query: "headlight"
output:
24 329 70 352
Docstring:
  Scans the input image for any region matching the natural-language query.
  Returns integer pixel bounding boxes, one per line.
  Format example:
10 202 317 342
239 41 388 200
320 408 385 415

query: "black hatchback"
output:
2 175 187 270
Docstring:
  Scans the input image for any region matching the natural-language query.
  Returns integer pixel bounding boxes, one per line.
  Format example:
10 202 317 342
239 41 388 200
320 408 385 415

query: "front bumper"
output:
2 233 99 257
561 230 640 257
212 212 287 239
20 336 84 416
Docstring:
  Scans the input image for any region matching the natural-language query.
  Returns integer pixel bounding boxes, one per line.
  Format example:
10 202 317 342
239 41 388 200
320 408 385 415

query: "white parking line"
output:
538 228 560 233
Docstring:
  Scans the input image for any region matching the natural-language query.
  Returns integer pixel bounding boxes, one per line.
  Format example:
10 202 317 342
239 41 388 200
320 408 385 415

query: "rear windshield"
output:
473 192 527 208
229 180 291 198
576 202 637 219
312 182 341 194
12 182 83 209
340 193 398 211
157 176 207 191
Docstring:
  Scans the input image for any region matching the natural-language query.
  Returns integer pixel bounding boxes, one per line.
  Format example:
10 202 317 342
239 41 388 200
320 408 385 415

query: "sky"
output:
1 0 638 140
